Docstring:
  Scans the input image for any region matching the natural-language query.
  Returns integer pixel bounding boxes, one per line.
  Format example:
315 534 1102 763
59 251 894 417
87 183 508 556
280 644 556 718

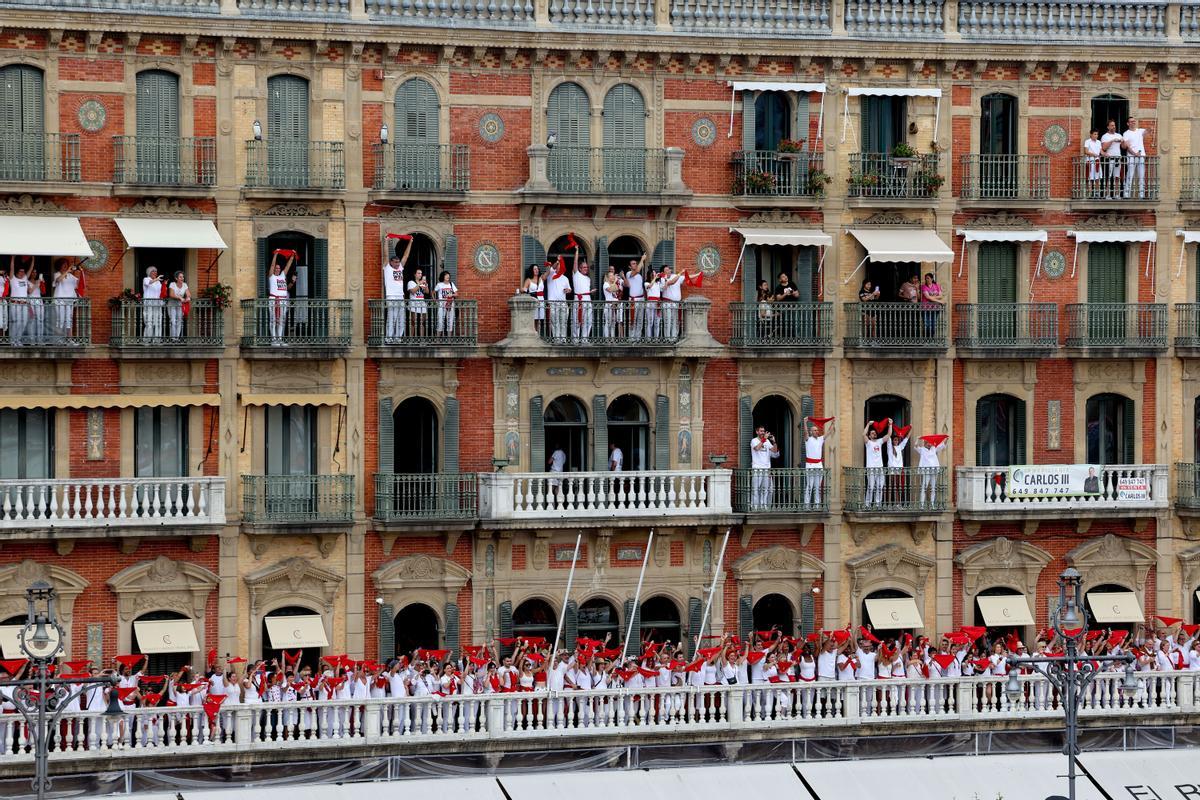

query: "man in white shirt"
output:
51 258 81 342
7 262 31 346
863 421 887 508
572 259 592 342
803 418 833 508
749 426 780 510
608 443 623 471
383 236 412 343
546 259 571 342
915 435 947 508
625 256 646 340
142 266 166 342
266 253 294 346
548 445 567 496
1100 120 1124 199
659 265 684 341
1122 116 1149 199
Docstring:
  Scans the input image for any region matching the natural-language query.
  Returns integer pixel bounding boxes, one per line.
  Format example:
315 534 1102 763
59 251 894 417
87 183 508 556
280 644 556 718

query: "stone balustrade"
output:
956 464 1169 514
478 469 733 521
0 477 226 531
959 1 1168 40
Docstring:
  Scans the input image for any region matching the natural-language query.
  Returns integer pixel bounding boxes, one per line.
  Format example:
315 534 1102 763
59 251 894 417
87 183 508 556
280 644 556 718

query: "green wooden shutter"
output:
623 598 641 655
136 70 180 184
794 247 815 303
603 84 645 192
256 237 270 298
592 394 608 470
498 600 514 658
862 96 884 154
739 395 753 468
564 599 578 651
378 602 395 661
801 395 815 426
655 394 670 469
312 238 328 299
738 595 754 641
742 244 758 303
267 75 310 187
800 593 815 639
443 602 460 656
521 235 547 273
395 78 439 190
0 66 44 181
1013 398 1027 464
1122 395 1136 464
443 234 458 282
1087 243 1127 303
547 82 590 191
794 92 810 145
378 396 395 473
443 397 460 473
650 240 676 272
977 242 1017 304
594 236 609 274
686 597 703 658
975 398 987 466
741 92 756 152
529 395 544 472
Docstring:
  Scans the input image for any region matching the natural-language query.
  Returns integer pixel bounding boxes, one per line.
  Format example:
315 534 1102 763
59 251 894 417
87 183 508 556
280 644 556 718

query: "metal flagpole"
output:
550 532 583 658
619 529 654 663
695 528 732 652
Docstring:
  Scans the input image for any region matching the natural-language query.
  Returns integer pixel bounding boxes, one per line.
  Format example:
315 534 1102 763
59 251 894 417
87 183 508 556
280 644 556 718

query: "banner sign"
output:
1006 464 1103 498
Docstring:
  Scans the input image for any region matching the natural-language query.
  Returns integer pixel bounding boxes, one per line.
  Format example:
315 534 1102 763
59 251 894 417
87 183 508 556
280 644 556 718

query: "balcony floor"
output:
0 345 92 359
368 344 478 360
239 345 352 360
111 345 225 359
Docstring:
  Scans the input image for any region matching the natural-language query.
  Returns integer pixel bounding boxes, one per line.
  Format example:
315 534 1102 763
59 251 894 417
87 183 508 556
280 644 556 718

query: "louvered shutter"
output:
378 602 395 660
256 237 270 298
0 66 44 181
267 75 310 188
1122 395 1136 465
592 394 608 471
564 600 578 651
377 396 395 517
741 92 756 152
975 398 988 466
650 240 676 272
800 593 816 639
594 236 609 274
623 598 641 654
498 600 514 658
547 82 590 191
603 84 646 192
395 78 439 190
654 394 670 469
529 395 544 471
978 242 1017 304
742 243 758 303
738 595 754 642
795 92 810 146
312 238 328 299
136 70 180 184
443 234 458 282
443 602 460 656
801 394 815 425
1013 398 1027 464
443 397 460 474
521 235 547 274
738 395 753 468
794 247 815 303
1087 243 1127 342
686 597 703 658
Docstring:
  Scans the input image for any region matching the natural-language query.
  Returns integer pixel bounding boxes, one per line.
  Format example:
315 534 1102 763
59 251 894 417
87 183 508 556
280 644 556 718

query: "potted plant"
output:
200 282 233 311
848 172 880 191
743 169 777 194
110 287 140 306
890 142 918 172
916 170 945 193
776 138 806 157
806 169 832 197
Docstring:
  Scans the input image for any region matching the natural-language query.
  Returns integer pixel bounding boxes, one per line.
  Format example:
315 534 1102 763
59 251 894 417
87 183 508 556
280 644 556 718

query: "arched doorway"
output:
545 395 588 472
264 231 317 298
753 594 794 637
639 596 680 646
393 602 440 659
548 233 590 270
131 609 192 676
402 232 439 278
1084 583 1139 634
513 599 557 643
261 605 324 674
753 395 795 467
578 598 620 646
608 235 646 279
608 394 650 470
862 588 918 640
972 587 1028 645
390 397 440 514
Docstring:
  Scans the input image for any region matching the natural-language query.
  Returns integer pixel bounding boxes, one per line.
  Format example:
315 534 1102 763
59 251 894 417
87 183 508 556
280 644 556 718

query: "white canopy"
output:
133 619 200 654
129 777 508 800
1068 229 1157 243
116 218 227 250
728 81 827 139
264 615 329 648
730 227 832 248
956 228 1048 243
0 626 22 659
1086 591 1144 624
1178 229 1200 244
848 228 954 263
0 216 92 257
975 595 1035 627
842 87 942 144
503 764 802 800
1079 749 1200 800
864 597 923 629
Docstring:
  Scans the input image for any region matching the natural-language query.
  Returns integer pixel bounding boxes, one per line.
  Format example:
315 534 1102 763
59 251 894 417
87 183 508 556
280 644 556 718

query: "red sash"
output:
806 458 823 464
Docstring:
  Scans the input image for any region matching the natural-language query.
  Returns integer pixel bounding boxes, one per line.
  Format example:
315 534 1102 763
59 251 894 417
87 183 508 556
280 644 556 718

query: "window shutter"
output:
443 397 460 474
529 395 544 472
978 242 1017 304
795 91 810 145
378 602 395 661
741 92 756 152
135 70 180 184
686 596 703 658
622 597 641 654
267 75 310 186
443 234 458 282
594 236 609 274
564 599 578 651
312 238 329 299
800 593 815 639
443 601 460 656
975 398 988 466
655 394 670 469
738 595 754 642
742 244 758 303
547 82 590 190
498 600 514 658
1122 395 1136 464
1013 398 1027 464
256 237 270 298
794 246 815 303
801 394 815 425
650 240 676 272
378 397 394 474
1087 243 1127 304
739 395 753 468
521 235 547 274
592 394 608 471
394 78 439 145
603 84 646 191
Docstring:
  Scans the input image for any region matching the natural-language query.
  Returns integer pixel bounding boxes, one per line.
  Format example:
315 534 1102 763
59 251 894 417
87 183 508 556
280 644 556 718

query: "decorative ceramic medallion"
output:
479 113 505 143
696 244 721 276
1041 249 1066 279
83 239 108 272
77 100 107 132
1042 123 1068 154
691 117 717 148
472 241 500 274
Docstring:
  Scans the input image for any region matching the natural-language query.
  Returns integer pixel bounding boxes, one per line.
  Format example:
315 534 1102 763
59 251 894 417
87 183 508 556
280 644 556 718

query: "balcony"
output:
731 150 827 205
241 474 354 525
1175 304 1200 355
374 473 477 526
1071 155 1159 204
958 464 1168 522
958 154 1050 204
728 302 833 352
109 299 223 354
953 303 1058 356
477 469 733 526
239 298 352 356
848 153 941 202
0 476 226 538
371 143 469 200
843 467 948 515
0 298 90 356
522 144 690 206
244 140 345 194
537 299 685 351
1180 158 1200 206
366 298 477 356
843 303 948 355
1064 303 1168 354
734 468 829 515
0 132 80 186
1177 463 1200 512
112 136 216 194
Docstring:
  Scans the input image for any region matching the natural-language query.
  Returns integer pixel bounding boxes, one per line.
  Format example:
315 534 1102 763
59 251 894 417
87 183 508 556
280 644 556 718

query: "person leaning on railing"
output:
266 250 295 346
51 257 84 342
5 256 36 346
383 234 412 344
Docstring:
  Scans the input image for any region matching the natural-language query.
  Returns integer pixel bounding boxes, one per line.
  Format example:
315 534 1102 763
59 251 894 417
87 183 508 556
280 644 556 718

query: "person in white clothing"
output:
406 268 429 338
167 271 190 341
548 445 567 496
522 263 545 333
659 264 684 341
1084 129 1103 197
863 421 888 508
1122 116 1149 199
51 258 82 342
749 426 780 510
433 270 458 336
6 261 31 346
572 257 593 342
915 435 948 508
885 425 909 506
802 417 834 507
1100 119 1124 199
625 255 646 340
602 264 622 339
266 252 295 346
383 236 412 343
545 257 572 341
142 267 167 343
645 271 662 339
26 264 45 344
608 443 623 471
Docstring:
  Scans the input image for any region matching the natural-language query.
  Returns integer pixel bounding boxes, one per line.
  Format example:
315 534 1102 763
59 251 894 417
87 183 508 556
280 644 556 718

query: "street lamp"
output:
3 581 124 800
1005 568 1134 800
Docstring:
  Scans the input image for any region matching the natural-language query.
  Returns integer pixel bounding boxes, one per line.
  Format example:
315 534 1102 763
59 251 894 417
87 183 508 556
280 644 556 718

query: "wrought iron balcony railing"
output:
1071 155 1159 201
110 299 223 348
0 476 226 530
372 143 470 192
239 298 352 349
958 154 1050 201
1064 303 1168 350
728 302 834 349
366 299 477 348
843 466 948 513
112 136 217 187
731 150 827 197
537 299 685 346
734 468 830 513
953 303 1058 350
0 298 90 347
245 140 345 190
241 474 354 523
848 153 941 199
0 132 80 183
374 473 478 521
1175 303 1200 348
1178 462 1200 509
547 147 666 194
843 302 947 350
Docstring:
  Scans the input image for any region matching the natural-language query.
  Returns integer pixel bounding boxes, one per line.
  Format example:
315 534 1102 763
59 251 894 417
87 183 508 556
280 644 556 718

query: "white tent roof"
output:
730 228 832 247
848 228 954 263
957 228 1048 243
0 216 92 257
1068 229 1157 243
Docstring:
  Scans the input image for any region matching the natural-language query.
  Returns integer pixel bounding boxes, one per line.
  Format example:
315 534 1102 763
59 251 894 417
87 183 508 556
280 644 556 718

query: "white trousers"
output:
866 467 885 506
628 299 645 339
168 302 183 339
572 299 592 341
55 298 75 337
142 299 163 340
661 300 680 340
645 302 661 338
549 302 569 340
269 297 289 343
437 301 455 335
385 298 406 340
804 465 823 506
751 469 773 509
1124 155 1146 199
920 470 938 506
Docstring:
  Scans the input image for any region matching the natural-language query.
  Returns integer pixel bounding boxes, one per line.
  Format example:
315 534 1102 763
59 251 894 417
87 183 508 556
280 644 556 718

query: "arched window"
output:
547 234 590 269
546 82 590 191
972 586 1029 643
752 594 794 636
393 397 438 474
393 602 440 658
0 64 45 181
512 598 557 642
262 605 323 673
134 70 181 185
864 394 912 466
639 596 680 645
862 588 918 639
266 75 310 188
608 394 650 471
578 598 620 644
753 395 795 467
545 395 588 471
131 609 192 675
393 78 440 190
976 394 1025 467
1090 94 1129 139
1086 393 1134 465
608 236 646 278
603 84 646 192
754 91 791 151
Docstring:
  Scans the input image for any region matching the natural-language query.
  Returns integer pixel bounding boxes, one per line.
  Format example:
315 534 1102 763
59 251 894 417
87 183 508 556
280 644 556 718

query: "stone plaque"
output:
472 241 500 275
86 409 105 460
1047 400 1061 450
696 244 721 276
616 547 643 561
87 623 103 667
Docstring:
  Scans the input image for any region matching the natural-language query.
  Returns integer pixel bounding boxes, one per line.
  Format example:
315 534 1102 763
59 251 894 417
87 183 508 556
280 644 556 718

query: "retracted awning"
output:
1175 230 1200 277
239 393 347 407
0 626 22 659
864 597 923 629
975 595 1035 627
1086 591 1144 624
133 619 200 654
728 81 828 139
842 87 942 144
264 615 329 648
0 216 93 258
849 228 954 262
1067 229 1156 279
0 394 219 410
115 218 227 250
729 228 832 247
956 229 1048 243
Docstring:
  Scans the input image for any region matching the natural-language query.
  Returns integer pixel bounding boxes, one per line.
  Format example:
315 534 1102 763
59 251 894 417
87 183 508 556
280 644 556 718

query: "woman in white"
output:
167 271 190 341
644 270 662 339
26 265 45 344
602 264 622 339
433 270 458 336
407 269 429 337
522 263 545 333
51 258 81 342
797 645 817 718
142 266 166 343
759 652 779 718
863 421 888 508
266 252 294 346
885 425 908 506
915 435 948 508
904 648 926 714
1084 129 1103 198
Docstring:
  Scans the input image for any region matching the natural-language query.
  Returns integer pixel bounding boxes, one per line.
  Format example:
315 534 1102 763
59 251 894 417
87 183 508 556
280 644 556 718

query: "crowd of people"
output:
0 256 88 345
1083 116 1151 200
862 420 948 508
380 234 459 343
856 271 944 340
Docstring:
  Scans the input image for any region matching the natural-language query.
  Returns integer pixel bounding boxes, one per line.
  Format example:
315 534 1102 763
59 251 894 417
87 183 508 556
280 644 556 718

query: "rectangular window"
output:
0 408 53 479
265 405 317 476
135 406 188 478
861 96 906 154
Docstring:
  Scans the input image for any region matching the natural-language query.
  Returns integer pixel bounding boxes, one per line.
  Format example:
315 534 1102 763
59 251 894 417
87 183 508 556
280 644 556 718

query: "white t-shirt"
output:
572 272 591 301
647 281 662 301
749 435 777 469
547 273 570 302
268 273 289 298
865 438 884 468
626 272 645 298
1084 138 1102 158
887 437 908 468
603 278 621 302
383 263 405 298
549 449 567 472
662 274 682 302
54 273 79 298
1101 131 1123 157
169 281 189 302
609 447 623 471
1123 127 1147 156
8 276 29 298
407 279 427 312
805 435 825 465
916 442 945 467
143 276 164 300
434 280 457 303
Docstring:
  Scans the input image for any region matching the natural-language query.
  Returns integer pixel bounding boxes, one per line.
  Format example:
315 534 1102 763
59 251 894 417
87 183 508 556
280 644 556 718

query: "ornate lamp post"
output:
4 580 124 800
1005 568 1137 800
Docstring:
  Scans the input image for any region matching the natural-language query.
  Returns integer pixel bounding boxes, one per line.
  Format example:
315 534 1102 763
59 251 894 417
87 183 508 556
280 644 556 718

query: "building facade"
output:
0 0 1196 670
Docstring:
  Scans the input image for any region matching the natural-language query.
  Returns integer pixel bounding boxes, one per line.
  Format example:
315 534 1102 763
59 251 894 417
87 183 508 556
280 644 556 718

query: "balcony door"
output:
0 64 44 181
135 407 188 478
979 93 1016 198
861 95 905 154
547 81 590 191
603 84 646 192
545 395 588 472
864 394 910 466
1087 243 1127 340
1086 393 1134 466
755 92 790 151
977 241 1017 340
265 404 317 514
394 78 439 191
135 70 180 185
607 394 649 471
752 593 794 636
976 394 1025 467
267 75 310 188
1090 94 1129 140
639 596 680 645
0 408 53 480
390 397 438 515
752 395 794 467
393 602 440 658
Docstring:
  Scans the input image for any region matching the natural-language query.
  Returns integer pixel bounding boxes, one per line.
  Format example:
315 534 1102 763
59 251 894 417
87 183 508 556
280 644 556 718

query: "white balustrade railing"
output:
3 673 1194 763
960 1 1167 40
669 0 831 31
956 465 1168 513
549 0 655 26
0 477 226 530
845 0 944 35
477 469 733 520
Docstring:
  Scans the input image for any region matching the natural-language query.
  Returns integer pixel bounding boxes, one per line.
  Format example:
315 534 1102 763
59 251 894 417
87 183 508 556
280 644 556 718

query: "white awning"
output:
846 87 942 98
1086 591 1144 623
0 216 92 257
956 228 1048 243
239 393 347 407
848 228 954 262
975 595 1035 627
126 777 509 800
864 597 923 629
1068 229 1157 243
0 394 219 410
265 615 329 648
0 626 22 659
1080 748 1200 800
133 619 200 654
730 227 832 248
1178 229 1200 244
728 81 827 94
502 764 804 800
115 218 227 250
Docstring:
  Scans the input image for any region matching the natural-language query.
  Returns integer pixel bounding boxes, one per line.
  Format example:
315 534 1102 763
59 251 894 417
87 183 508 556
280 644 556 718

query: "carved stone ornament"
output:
845 544 935 604
1073 212 1143 231
259 203 330 218
372 554 471 591
108 556 219 622
1178 545 1200 598
1066 533 1157 593
378 203 452 222
0 561 88 629
955 537 1052 598
244 557 343 615
731 545 825 596
744 210 811 225
856 211 920 227
0 194 69 215
966 211 1033 229
122 197 204 217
